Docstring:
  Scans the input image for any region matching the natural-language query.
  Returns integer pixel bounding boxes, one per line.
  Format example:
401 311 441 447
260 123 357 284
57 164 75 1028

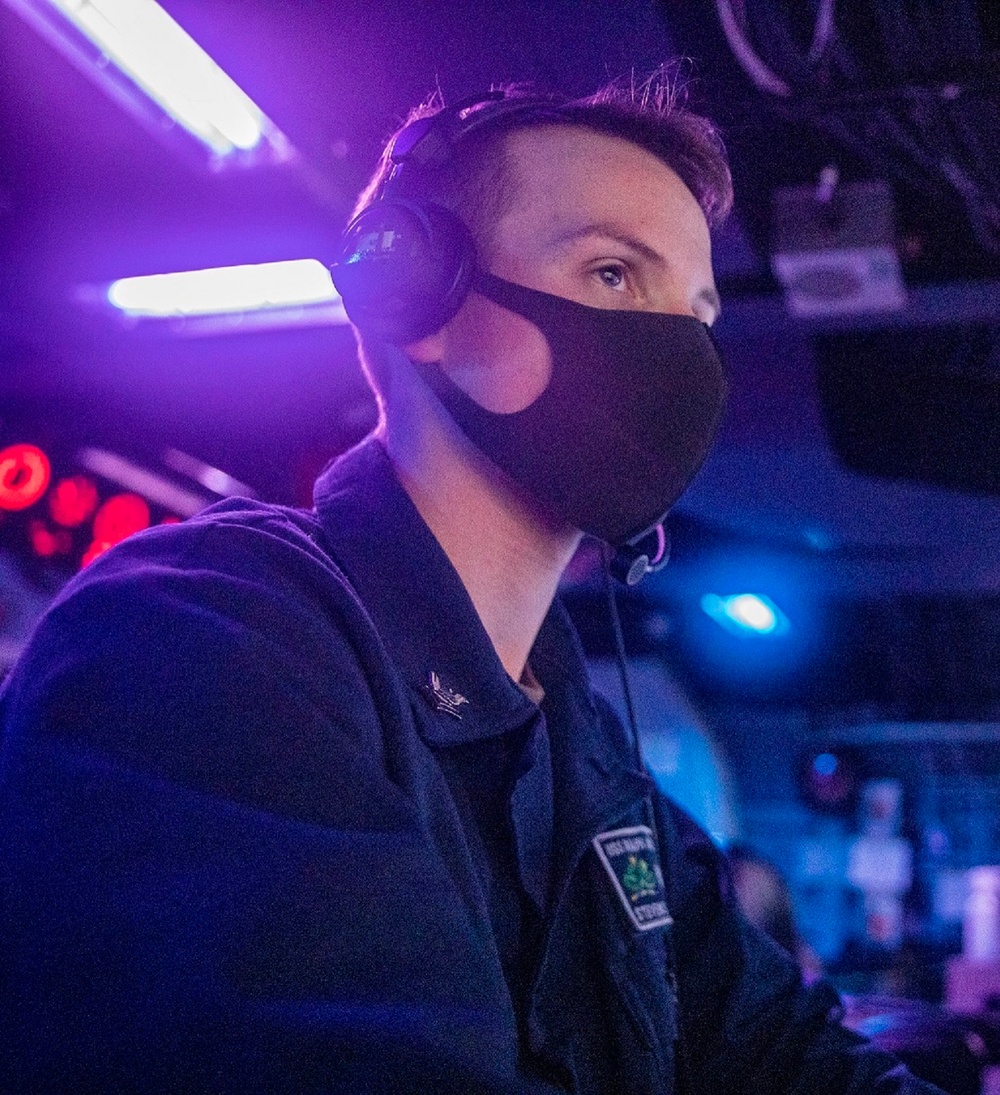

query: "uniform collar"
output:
313 436 538 745
313 435 649 807
314 435 654 897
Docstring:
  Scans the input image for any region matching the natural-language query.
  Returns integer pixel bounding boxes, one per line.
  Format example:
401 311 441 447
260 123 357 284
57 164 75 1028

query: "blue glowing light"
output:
108 260 340 318
813 752 838 778
700 592 790 636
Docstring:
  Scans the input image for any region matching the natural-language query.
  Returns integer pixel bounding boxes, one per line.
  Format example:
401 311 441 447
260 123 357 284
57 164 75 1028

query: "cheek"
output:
442 295 552 413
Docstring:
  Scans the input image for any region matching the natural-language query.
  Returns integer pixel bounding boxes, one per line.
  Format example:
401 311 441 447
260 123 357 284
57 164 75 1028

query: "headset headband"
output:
381 89 571 194
331 88 571 345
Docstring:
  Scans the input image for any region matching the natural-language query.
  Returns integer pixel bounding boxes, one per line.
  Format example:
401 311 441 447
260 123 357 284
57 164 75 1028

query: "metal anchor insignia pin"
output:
424 671 470 719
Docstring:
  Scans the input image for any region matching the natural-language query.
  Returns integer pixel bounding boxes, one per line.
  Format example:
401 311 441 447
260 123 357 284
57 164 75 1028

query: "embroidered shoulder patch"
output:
592 825 673 932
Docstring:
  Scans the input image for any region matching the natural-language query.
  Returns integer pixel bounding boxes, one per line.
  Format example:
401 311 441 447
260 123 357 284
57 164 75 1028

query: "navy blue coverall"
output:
0 438 943 1093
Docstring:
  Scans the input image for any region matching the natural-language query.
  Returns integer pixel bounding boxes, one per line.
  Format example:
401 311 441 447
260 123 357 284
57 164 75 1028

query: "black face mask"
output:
417 268 727 547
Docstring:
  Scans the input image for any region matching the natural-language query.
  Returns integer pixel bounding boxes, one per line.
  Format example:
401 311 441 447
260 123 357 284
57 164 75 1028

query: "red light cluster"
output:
1 442 177 571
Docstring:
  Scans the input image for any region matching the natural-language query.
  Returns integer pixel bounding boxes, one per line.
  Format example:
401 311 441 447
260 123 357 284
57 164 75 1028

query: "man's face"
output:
411 124 720 414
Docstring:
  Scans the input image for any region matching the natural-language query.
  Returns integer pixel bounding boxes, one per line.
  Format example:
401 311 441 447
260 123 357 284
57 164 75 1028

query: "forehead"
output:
493 124 710 255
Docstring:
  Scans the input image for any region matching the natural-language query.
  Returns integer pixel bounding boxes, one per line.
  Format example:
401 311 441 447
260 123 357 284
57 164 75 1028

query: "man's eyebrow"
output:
549 222 666 266
551 221 723 320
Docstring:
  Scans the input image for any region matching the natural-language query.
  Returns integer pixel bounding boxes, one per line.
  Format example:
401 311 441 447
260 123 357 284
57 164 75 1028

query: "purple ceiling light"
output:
3 0 294 165
103 259 348 334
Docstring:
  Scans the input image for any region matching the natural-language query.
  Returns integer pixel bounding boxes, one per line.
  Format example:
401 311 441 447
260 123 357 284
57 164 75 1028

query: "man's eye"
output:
595 264 627 290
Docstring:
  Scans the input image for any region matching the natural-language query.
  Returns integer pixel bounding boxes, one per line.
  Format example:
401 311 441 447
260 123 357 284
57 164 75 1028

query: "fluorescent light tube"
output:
108 259 340 317
78 447 209 516
4 0 292 162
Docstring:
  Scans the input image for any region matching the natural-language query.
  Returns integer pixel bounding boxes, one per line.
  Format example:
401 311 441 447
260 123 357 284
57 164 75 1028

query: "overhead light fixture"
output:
3 0 293 165
102 259 348 333
701 592 790 637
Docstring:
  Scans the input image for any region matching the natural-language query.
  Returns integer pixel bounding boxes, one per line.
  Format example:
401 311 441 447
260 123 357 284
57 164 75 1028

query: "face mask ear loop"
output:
648 523 669 570
601 541 644 775
601 541 689 1077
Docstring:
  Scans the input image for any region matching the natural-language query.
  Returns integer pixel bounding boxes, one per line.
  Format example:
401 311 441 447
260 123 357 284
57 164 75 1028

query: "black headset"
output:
329 90 569 345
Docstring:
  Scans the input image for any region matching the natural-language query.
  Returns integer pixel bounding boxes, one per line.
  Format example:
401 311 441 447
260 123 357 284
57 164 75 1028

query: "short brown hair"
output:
352 69 732 402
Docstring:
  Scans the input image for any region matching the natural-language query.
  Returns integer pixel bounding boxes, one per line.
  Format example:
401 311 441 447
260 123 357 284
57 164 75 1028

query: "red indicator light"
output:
29 520 71 558
0 444 51 512
92 493 150 546
81 540 111 568
50 475 99 527
80 494 151 568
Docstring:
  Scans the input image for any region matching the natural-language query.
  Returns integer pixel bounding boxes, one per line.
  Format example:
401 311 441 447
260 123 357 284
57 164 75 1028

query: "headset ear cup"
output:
330 201 477 345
